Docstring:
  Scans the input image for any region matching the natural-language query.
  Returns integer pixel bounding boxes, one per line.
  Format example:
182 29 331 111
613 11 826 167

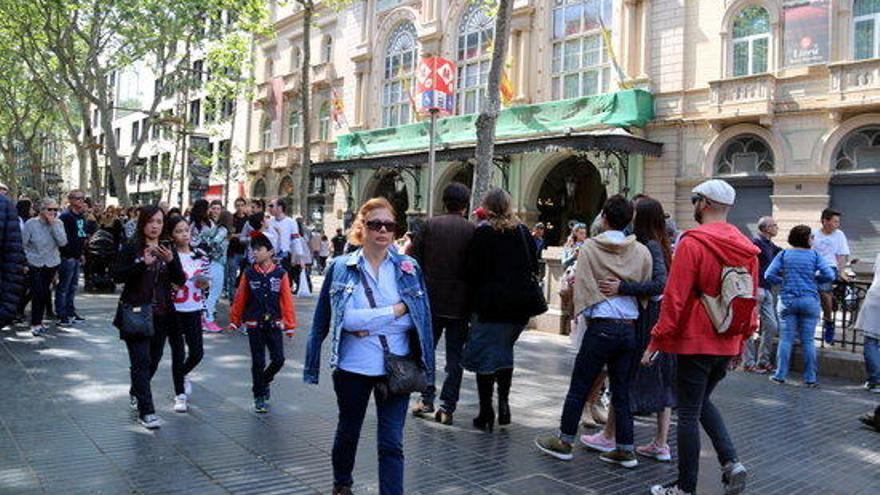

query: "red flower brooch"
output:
400 260 415 275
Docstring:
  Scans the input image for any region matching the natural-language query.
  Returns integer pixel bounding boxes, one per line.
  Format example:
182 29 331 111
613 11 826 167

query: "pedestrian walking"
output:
765 225 836 387
226 197 250 301
584 196 676 463
0 191 25 330
294 216 313 293
230 232 296 413
190 200 227 332
112 205 185 430
304 197 434 495
742 216 782 373
813 208 851 343
318 234 331 272
646 179 755 495
21 199 67 336
410 182 475 425
462 188 545 432
857 253 880 393
535 195 652 468
268 198 305 287
55 190 89 328
308 227 322 272
331 227 347 257
167 216 208 413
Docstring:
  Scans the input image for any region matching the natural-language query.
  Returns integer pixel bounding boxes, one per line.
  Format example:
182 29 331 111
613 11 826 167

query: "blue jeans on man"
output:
558 319 636 449
773 295 822 384
864 336 880 386
55 257 80 321
332 369 408 495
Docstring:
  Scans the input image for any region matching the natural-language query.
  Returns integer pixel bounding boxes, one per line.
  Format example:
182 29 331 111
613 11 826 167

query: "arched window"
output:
715 134 775 175
252 178 267 198
731 6 770 77
456 2 495 115
288 107 301 145
854 0 880 60
551 0 613 100
833 126 880 171
382 23 419 127
261 118 272 150
319 101 331 141
322 35 333 63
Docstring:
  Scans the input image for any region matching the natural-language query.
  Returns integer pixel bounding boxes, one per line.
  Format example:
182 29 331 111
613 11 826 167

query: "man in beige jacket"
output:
536 194 652 468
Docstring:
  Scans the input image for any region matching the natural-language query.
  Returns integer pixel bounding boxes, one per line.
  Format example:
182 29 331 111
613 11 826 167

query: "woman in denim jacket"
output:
304 197 434 495
765 225 835 387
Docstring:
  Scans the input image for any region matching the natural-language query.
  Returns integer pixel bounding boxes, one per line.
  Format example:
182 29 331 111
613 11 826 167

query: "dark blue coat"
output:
0 194 25 326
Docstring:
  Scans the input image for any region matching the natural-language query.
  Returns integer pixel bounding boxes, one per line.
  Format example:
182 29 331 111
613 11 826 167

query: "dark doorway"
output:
371 172 409 237
536 157 606 247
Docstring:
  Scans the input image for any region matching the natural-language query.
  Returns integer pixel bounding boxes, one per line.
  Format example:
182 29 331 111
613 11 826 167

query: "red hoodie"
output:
648 222 760 356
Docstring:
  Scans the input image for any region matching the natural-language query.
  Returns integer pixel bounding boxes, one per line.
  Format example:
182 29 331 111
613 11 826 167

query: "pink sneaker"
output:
636 441 672 462
203 320 222 333
579 432 615 452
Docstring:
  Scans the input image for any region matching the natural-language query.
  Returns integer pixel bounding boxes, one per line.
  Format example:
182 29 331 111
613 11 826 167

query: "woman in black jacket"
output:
462 188 541 432
112 205 185 430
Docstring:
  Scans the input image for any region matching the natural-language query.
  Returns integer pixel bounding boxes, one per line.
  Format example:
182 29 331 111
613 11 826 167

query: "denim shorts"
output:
818 267 837 293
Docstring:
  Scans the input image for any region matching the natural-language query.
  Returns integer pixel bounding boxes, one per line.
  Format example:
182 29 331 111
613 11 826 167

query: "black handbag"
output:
515 225 549 317
115 302 155 339
357 269 427 397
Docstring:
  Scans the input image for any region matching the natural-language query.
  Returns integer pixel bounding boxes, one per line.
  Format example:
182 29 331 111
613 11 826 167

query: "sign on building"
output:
783 0 829 67
416 56 457 116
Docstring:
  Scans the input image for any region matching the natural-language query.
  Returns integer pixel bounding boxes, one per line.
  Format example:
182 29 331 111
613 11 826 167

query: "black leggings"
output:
168 311 204 396
27 265 56 326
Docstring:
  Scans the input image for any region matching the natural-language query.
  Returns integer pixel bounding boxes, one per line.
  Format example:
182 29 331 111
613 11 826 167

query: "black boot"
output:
473 373 495 432
496 368 512 426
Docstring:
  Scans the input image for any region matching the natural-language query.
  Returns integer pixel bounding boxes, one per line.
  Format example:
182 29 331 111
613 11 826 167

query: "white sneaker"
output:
129 394 138 410
139 414 162 429
184 377 192 397
173 394 188 413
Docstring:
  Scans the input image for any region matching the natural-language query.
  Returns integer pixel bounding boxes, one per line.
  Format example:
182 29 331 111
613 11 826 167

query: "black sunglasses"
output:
46 208 59 212
365 220 396 232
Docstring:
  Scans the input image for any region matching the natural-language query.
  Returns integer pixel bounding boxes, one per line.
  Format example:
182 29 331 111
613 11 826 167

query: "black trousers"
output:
168 311 204 396
421 316 469 413
27 265 57 326
248 323 285 399
125 313 172 417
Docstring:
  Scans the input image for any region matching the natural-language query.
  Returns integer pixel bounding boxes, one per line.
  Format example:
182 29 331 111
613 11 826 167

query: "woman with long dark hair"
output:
582 196 676 461
112 205 185 429
462 188 542 432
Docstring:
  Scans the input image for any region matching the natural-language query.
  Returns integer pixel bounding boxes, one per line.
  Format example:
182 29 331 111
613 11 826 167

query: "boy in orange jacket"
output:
230 232 296 413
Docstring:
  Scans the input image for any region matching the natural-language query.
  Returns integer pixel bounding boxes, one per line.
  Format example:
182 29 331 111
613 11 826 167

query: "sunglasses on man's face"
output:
46 208 59 212
365 220 396 232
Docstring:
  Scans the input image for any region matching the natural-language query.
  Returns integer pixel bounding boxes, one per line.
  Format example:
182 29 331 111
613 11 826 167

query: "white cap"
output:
692 179 735 206
0 182 8 192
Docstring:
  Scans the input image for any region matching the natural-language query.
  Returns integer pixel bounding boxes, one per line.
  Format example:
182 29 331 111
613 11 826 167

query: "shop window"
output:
715 134 775 175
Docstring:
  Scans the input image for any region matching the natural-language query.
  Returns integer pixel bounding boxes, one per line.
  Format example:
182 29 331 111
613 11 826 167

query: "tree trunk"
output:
223 108 238 205
298 1 313 218
472 0 514 209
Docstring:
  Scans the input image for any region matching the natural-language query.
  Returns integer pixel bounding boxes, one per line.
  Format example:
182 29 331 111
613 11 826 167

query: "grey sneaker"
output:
184 377 193 397
129 395 138 410
599 448 638 469
139 414 162 429
534 435 573 461
722 461 748 495
650 484 693 495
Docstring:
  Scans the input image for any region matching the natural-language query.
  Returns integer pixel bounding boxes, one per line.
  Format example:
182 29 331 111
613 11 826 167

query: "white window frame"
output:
319 102 331 141
288 108 302 145
456 2 495 115
261 119 272 150
729 7 770 77
853 12 880 60
381 23 419 127
550 0 614 101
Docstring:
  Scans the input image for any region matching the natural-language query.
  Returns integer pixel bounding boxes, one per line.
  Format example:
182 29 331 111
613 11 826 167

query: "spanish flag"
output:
500 65 514 107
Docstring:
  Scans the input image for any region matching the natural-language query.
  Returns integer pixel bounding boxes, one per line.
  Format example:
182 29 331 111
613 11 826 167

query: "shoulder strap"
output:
355 268 391 352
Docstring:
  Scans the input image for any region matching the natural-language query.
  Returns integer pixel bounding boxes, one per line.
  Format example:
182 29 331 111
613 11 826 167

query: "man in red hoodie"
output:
647 179 758 495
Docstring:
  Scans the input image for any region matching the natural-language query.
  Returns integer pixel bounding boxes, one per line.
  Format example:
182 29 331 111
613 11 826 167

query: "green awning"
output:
335 89 655 159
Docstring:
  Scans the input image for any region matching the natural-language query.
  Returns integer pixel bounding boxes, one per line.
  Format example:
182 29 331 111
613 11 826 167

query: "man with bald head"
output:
743 216 782 373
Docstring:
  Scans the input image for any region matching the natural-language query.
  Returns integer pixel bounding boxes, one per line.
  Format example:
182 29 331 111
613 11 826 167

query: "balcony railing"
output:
708 73 776 120
829 58 880 104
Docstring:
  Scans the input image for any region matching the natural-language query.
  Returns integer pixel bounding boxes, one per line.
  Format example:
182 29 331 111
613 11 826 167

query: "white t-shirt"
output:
812 228 850 268
173 251 209 312
270 216 301 255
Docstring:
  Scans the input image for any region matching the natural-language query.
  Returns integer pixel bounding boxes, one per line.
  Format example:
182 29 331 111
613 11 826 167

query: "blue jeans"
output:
774 296 821 384
558 320 636 449
204 261 225 323
421 316 469 412
332 369 408 495
225 253 244 300
676 355 738 493
864 336 880 385
55 258 80 319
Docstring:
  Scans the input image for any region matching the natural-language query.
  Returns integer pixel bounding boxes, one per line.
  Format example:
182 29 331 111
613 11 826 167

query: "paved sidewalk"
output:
1 292 879 494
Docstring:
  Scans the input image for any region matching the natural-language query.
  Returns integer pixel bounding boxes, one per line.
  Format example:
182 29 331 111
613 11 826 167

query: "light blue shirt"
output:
338 252 413 376
582 230 640 321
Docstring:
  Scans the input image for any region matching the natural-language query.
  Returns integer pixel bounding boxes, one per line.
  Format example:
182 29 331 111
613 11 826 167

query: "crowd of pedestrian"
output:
1 176 879 495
